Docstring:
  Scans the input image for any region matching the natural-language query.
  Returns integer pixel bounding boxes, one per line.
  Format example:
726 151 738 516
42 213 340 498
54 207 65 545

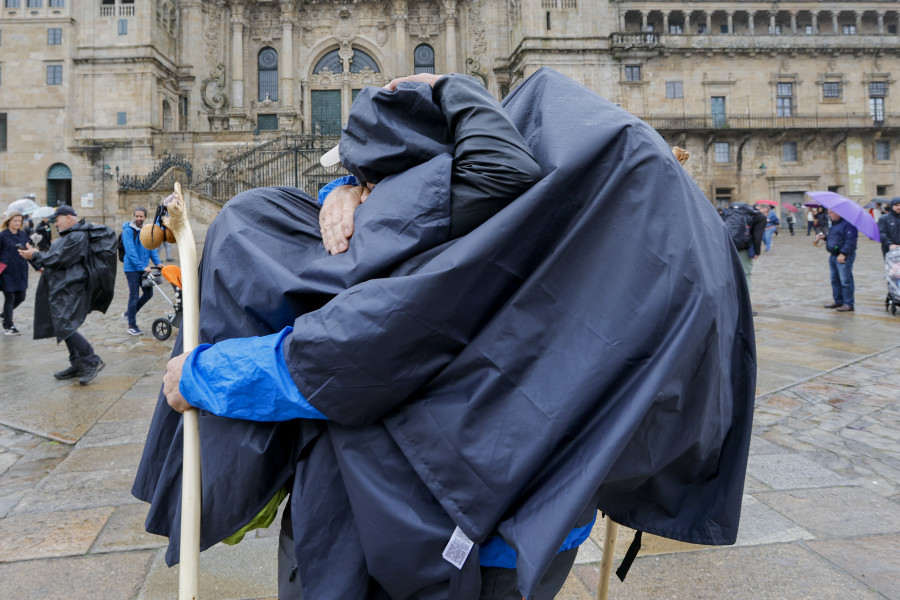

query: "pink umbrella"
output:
754 199 779 206
805 191 880 241
781 203 799 213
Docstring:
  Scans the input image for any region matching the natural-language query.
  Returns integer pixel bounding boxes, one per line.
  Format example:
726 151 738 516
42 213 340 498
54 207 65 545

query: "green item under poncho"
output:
222 487 288 545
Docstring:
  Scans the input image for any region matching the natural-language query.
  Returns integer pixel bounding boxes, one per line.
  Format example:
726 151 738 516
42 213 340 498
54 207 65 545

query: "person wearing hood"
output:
18 205 105 384
878 197 900 257
0 212 31 335
121 206 163 335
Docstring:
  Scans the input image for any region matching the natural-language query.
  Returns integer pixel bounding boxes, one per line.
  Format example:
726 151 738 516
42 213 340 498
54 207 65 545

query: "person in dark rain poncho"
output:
134 69 756 600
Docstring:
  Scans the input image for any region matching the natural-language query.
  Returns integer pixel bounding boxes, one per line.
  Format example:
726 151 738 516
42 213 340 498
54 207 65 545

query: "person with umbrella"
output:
806 191 880 314
0 212 31 335
878 197 900 257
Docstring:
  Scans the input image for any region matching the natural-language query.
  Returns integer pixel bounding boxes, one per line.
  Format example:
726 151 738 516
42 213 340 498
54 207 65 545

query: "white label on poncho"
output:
442 526 474 569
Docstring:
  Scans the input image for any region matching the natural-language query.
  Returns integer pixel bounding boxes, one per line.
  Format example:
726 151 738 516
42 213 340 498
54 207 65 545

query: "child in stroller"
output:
144 264 183 339
885 247 900 315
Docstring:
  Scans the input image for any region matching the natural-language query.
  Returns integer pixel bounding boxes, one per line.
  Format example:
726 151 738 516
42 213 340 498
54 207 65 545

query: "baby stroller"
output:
885 248 900 316
143 265 183 340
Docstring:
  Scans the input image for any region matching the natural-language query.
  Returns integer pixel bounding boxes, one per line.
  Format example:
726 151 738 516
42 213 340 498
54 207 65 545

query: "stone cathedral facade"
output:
2 1 900 222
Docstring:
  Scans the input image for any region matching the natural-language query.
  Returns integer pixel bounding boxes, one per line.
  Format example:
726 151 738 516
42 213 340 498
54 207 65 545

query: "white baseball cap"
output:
320 144 341 168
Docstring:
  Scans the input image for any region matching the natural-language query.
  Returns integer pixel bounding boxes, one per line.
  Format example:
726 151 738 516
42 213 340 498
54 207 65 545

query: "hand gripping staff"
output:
163 182 202 599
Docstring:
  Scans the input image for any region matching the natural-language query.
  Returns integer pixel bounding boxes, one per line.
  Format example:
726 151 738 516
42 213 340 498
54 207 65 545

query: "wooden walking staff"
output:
164 182 202 599
596 517 618 600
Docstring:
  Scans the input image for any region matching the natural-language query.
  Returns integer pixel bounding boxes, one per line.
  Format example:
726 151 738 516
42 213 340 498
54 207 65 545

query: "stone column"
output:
855 11 862 33
443 1 458 72
812 13 818 34
748 11 755 35
705 11 711 34
663 12 669 33
832 12 839 34
770 12 776 34
392 0 408 75
790 11 797 33
280 13 294 107
641 11 648 32
685 13 691 33
726 11 733 34
878 11 885 34
231 5 245 108
339 44 353 125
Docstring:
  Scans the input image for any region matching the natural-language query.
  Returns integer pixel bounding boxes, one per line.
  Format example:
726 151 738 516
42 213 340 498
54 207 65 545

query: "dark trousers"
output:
2 290 26 329
788 222 794 235
125 270 153 328
276 514 579 600
64 331 100 367
806 221 814 235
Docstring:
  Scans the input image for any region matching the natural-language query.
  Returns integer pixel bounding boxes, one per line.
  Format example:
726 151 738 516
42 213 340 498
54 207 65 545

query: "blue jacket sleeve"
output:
149 247 161 266
840 225 858 255
179 327 328 421
317 175 359 205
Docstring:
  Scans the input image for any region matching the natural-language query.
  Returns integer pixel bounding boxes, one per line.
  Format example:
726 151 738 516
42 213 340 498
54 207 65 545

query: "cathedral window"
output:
48 28 62 44
666 81 683 99
4 0 19 8
823 82 841 99
162 100 174 131
26 0 41 7
714 142 730 163
46 64 62 85
876 141 891 161
776 83 793 117
782 141 798 162
414 44 435 75
0 113 6 152
257 114 278 131
258 47 278 102
625 65 641 82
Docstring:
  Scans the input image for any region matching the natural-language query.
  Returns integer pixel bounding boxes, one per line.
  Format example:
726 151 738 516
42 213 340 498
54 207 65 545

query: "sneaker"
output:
79 360 105 385
54 364 85 380
3 326 21 335
121 311 128 320
127 327 143 336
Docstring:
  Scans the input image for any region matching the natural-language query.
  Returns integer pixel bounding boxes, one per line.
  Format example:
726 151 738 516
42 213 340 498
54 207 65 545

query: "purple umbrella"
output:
805 191 880 241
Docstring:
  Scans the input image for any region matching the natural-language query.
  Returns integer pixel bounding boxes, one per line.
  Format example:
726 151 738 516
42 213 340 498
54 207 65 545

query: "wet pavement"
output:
0 231 898 599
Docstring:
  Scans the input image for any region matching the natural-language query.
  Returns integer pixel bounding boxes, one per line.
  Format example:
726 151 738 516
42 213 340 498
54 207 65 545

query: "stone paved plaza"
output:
0 229 897 599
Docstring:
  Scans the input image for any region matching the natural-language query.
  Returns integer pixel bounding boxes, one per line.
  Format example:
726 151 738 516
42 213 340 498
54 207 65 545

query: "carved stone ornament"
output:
337 8 353 39
201 63 229 113
468 0 487 65
465 57 488 87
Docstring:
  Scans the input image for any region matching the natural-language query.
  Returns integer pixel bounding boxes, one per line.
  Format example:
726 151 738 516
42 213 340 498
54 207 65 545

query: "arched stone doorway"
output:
307 45 390 135
47 163 72 207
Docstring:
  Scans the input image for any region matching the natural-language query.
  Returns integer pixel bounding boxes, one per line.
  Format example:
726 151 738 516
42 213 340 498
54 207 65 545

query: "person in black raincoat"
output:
135 68 756 600
0 212 31 335
18 205 106 385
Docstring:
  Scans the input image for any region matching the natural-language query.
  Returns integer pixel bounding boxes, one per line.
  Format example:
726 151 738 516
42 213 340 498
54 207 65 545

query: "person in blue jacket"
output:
122 206 162 335
818 208 859 312
0 212 31 335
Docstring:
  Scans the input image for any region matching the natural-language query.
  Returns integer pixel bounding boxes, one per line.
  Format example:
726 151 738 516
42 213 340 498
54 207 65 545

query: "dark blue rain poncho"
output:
133 68 756 599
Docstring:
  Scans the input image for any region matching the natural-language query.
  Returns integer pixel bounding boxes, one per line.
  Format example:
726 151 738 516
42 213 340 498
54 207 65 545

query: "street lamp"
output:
103 164 114 179
756 162 767 176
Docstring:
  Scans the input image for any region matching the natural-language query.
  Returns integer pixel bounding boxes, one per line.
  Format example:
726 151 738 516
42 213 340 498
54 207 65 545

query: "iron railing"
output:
119 155 193 191
193 135 345 205
636 112 896 130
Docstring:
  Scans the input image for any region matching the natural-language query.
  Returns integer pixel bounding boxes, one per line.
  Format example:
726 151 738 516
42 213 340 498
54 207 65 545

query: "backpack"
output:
724 204 753 251
117 227 138 262
84 223 118 313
